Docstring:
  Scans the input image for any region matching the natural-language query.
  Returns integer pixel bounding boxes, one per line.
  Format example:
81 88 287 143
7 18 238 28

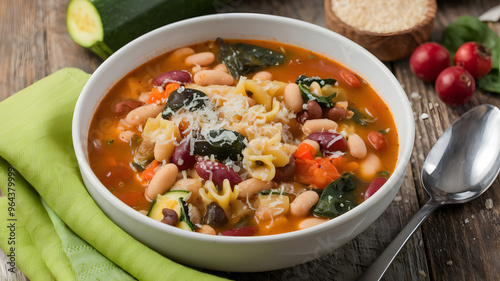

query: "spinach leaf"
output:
295 75 337 107
442 16 500 93
162 87 210 119
217 37 285 79
194 129 247 161
313 172 358 218
348 107 374 126
478 70 500 93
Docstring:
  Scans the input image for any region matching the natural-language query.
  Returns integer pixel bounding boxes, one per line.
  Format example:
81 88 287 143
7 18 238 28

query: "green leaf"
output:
442 16 500 71
348 107 374 126
162 87 210 119
217 37 286 79
312 173 358 218
478 70 500 94
295 75 337 107
193 129 247 161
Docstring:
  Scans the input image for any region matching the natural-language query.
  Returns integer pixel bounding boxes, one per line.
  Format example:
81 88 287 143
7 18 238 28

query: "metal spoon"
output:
359 104 500 281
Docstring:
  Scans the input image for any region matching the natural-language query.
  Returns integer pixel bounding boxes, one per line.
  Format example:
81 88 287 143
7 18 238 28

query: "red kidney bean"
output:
196 160 242 187
364 177 388 200
307 132 347 152
171 139 196 171
306 100 322 119
221 226 257 236
325 106 347 122
296 110 309 124
161 208 179 226
202 202 228 228
114 100 145 117
273 156 296 182
153 70 192 86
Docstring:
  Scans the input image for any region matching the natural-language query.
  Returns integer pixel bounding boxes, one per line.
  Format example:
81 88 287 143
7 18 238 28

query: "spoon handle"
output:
358 200 441 281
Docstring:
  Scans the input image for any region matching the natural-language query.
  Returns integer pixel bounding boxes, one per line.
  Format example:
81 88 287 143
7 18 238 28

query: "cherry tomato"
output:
367 131 386 150
410 42 451 82
340 69 361 87
454 42 492 79
435 66 475 107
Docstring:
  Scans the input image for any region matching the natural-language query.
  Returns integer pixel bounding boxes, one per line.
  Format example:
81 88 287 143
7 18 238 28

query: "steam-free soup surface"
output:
88 39 398 236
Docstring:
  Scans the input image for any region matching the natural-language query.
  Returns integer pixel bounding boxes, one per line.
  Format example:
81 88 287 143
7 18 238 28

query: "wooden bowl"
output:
324 0 437 61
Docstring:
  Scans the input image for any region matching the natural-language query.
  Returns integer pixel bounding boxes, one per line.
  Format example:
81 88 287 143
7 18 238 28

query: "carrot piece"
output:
294 158 341 189
141 160 161 184
293 142 315 160
145 82 180 104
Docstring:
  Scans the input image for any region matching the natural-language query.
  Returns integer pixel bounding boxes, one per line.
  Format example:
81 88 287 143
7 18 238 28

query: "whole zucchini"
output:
66 0 220 59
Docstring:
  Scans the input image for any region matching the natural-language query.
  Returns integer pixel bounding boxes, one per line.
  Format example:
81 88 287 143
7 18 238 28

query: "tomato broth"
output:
88 39 398 236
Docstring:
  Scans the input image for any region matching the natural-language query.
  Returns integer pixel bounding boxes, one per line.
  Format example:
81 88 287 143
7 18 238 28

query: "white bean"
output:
290 191 319 217
252 71 272 81
124 104 163 127
170 47 195 60
347 133 367 159
246 97 257 107
146 163 178 200
213 63 228 73
237 178 274 198
284 83 303 112
184 52 215 66
302 119 338 135
298 218 328 230
359 153 382 181
193 70 235 86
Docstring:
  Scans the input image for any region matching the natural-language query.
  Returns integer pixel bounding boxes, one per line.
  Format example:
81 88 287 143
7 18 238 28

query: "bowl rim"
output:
73 12 414 244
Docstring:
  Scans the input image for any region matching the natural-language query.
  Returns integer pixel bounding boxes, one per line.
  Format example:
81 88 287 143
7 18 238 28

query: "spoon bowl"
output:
422 104 500 204
360 104 500 280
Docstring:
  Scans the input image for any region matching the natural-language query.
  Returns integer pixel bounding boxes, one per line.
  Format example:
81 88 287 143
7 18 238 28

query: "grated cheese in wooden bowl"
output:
331 0 429 33
324 0 437 61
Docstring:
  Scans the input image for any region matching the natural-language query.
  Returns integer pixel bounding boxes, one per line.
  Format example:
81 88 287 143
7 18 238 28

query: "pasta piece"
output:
242 133 291 181
199 179 239 213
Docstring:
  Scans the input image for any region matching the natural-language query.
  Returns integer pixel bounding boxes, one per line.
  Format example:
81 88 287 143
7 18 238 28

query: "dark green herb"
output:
377 171 390 177
217 37 286 79
162 87 210 119
107 139 114 144
442 16 500 94
110 188 115 192
234 215 252 229
378 129 388 134
313 172 358 218
295 75 337 107
348 107 374 126
194 129 247 161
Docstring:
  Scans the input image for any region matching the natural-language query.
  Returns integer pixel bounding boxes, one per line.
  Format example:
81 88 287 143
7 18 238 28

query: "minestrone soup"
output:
88 38 398 236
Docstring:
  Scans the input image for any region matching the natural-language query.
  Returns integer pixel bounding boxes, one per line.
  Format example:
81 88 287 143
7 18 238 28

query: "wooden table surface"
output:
1 0 499 280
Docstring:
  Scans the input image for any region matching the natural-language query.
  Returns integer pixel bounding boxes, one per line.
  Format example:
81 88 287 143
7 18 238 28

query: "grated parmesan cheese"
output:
331 0 429 33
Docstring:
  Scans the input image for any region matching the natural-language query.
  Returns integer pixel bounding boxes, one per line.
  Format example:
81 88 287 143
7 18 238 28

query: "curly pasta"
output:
242 133 291 181
199 179 240 213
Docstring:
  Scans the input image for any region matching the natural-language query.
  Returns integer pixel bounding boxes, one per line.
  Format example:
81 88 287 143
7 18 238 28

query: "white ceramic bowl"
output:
73 13 414 272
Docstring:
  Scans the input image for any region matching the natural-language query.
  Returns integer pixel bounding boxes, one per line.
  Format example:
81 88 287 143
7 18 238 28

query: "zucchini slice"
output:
147 190 194 231
66 0 220 59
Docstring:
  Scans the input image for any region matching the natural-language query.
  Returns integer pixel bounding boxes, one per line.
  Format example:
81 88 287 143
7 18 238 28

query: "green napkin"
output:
0 68 227 281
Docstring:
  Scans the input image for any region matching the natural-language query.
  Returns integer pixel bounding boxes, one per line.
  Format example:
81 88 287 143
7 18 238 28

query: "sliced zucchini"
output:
147 190 190 221
66 0 220 59
178 198 195 231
